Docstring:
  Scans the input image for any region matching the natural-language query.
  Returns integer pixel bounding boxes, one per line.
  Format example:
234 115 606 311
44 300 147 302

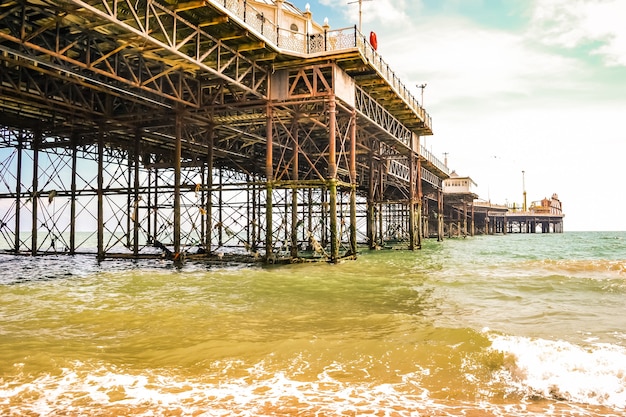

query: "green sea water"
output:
1 232 626 416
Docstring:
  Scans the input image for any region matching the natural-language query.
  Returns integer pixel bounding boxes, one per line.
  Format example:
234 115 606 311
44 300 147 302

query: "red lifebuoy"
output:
369 31 378 50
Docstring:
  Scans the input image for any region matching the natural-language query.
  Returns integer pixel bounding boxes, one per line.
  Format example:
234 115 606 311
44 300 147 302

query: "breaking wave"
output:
489 333 626 410
3 338 626 417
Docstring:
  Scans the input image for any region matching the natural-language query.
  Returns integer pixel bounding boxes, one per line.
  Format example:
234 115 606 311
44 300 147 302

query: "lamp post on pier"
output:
348 0 372 33
522 170 527 212
416 83 427 106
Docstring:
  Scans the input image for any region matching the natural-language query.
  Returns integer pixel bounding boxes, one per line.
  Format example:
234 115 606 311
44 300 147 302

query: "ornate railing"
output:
421 167 442 188
221 0 279 44
388 160 410 183
211 0 431 131
420 145 449 176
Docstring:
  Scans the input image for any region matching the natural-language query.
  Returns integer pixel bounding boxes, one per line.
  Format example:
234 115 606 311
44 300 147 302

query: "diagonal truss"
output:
64 0 269 100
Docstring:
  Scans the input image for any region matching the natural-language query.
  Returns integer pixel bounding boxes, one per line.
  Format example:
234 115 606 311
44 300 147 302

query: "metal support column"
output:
153 168 159 244
422 196 429 239
146 166 152 244
69 136 78 254
437 189 444 242
378 168 384 247
367 152 375 249
463 202 468 237
97 126 104 260
174 112 182 258
252 174 258 252
416 157 423 247
205 126 214 253
126 145 132 249
132 129 140 256
408 153 417 250
218 168 223 246
265 103 274 261
328 96 338 262
31 129 40 255
14 134 22 253
291 126 299 259
349 109 357 257
470 201 475 236
307 189 313 251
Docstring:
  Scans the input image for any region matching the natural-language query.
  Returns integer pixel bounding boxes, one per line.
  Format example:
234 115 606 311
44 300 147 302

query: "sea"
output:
1 231 626 416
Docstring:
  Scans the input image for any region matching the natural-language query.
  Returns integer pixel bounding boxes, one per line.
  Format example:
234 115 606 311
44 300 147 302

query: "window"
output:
290 23 298 32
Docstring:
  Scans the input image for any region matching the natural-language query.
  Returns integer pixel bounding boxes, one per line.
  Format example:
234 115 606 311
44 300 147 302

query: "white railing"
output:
222 0 279 44
211 0 431 131
420 145 449 176
421 167 442 188
388 159 410 182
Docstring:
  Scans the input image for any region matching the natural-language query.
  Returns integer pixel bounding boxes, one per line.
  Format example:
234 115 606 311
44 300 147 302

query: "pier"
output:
0 1 561 263
505 194 565 234
437 172 563 238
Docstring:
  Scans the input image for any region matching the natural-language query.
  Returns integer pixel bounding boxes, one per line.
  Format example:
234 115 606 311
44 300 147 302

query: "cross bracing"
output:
0 0 453 262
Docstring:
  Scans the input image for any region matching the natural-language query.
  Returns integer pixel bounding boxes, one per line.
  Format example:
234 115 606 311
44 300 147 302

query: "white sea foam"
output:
0 362 440 417
3 357 624 416
489 334 626 409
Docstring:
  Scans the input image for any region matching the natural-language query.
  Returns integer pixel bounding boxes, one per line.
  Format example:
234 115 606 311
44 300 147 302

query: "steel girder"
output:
0 0 268 112
0 0 447 262
355 86 413 152
64 0 269 99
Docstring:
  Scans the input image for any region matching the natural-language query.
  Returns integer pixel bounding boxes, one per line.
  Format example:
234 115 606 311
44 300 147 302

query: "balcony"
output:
212 0 432 133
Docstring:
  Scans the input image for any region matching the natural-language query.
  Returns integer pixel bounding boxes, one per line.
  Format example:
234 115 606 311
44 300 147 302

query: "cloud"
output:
361 0 413 26
359 4 625 230
378 16 582 108
319 0 414 30
529 0 626 66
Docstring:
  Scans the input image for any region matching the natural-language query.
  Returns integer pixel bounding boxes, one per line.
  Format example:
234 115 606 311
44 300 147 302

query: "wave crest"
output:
490 334 626 409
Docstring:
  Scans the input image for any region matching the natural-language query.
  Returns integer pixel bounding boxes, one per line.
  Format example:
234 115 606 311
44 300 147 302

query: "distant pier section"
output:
440 172 564 237
505 194 564 233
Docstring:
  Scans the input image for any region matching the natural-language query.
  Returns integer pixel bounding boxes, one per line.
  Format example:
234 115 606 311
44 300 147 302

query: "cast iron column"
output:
265 103 274 262
328 96 339 262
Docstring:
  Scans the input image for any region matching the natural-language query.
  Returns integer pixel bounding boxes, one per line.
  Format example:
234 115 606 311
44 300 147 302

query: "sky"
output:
289 0 626 231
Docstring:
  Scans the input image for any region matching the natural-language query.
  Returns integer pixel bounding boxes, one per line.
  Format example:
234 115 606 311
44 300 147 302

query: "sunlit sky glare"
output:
289 0 626 231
